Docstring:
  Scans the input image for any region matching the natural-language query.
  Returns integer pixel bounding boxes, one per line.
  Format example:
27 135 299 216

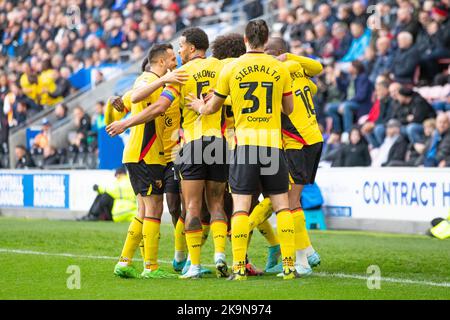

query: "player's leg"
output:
286 144 323 270
114 164 148 278
205 180 229 277
261 147 297 280
140 165 177 279
227 145 261 280
289 183 313 276
114 194 145 279
243 194 264 276
179 179 205 279
173 196 187 271
201 197 211 246
269 193 297 279
164 163 187 271
229 193 253 280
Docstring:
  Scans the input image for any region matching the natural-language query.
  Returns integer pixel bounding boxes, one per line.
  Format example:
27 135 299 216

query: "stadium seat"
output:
31 147 44 168
85 145 98 169
66 145 78 166
0 143 9 168
304 208 327 230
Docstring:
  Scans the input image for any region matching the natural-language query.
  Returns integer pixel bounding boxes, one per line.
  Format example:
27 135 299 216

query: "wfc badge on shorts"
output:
155 180 163 189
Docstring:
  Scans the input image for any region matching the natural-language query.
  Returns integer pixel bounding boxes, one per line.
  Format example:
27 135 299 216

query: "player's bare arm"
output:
131 69 189 104
105 96 172 136
282 93 294 116
186 92 225 115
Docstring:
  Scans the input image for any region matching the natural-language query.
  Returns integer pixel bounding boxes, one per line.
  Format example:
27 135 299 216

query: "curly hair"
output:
211 33 246 60
181 27 209 51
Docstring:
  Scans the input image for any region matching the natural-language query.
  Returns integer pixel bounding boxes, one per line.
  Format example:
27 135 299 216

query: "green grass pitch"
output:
0 217 449 300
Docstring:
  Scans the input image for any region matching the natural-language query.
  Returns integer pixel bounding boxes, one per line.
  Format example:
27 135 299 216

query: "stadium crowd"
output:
0 0 253 168
272 0 450 167
1 0 450 169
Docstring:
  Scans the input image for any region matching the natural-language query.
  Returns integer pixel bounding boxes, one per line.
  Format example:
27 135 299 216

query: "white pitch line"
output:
1 248 450 288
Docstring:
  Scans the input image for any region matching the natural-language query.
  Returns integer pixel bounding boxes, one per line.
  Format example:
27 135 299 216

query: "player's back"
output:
220 53 291 149
283 64 323 149
172 57 224 143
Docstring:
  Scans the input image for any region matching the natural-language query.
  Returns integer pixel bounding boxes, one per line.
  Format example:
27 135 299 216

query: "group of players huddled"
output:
105 19 324 280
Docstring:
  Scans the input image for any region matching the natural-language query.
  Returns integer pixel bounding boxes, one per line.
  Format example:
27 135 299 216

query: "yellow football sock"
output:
257 219 279 247
211 220 228 254
249 198 273 232
292 208 311 250
201 222 211 246
276 210 295 271
119 217 143 264
185 229 203 265
139 239 144 260
143 217 161 271
231 212 249 272
174 217 187 252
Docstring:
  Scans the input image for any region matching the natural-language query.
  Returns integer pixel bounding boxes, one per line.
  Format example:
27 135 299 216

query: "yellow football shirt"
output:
161 57 224 143
104 91 131 125
214 52 292 149
282 59 323 150
220 58 237 150
122 72 165 165
161 95 181 163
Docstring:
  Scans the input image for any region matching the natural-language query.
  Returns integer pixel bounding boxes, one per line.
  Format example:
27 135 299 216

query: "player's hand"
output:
110 96 124 112
162 69 189 85
186 93 205 114
277 53 287 62
106 121 126 137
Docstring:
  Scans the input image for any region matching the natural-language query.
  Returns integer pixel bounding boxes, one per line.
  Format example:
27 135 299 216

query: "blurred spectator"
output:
361 81 393 148
313 22 331 57
405 118 436 166
371 119 408 167
92 101 106 133
391 31 419 84
15 144 35 169
48 69 73 99
334 127 371 167
324 22 352 62
72 106 91 147
42 145 60 167
321 132 343 166
12 101 31 127
392 87 436 143
341 22 371 62
54 103 68 123
417 113 450 167
326 60 373 140
33 118 52 149
351 0 368 26
369 36 393 84
37 59 62 107
393 5 419 40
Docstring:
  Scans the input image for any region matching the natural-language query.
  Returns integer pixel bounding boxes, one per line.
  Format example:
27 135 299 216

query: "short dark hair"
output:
182 27 209 51
211 33 246 59
264 37 289 56
15 144 27 151
245 19 269 49
141 57 149 72
148 43 173 63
